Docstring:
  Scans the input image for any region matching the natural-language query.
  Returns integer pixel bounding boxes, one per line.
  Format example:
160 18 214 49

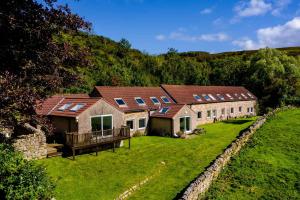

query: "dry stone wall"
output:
178 107 289 200
12 126 47 160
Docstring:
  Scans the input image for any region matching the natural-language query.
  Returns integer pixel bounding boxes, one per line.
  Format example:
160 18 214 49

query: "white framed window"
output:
135 97 146 106
138 118 146 129
250 107 254 113
150 97 160 104
193 94 202 101
180 116 191 133
91 114 113 137
226 94 234 100
161 96 171 103
70 103 85 112
231 107 234 114
221 108 225 115
247 92 255 99
217 94 225 101
208 94 216 100
212 109 217 118
207 110 211 118
159 107 170 114
114 98 127 107
126 119 135 131
241 93 248 99
247 107 250 113
58 103 72 111
202 94 211 101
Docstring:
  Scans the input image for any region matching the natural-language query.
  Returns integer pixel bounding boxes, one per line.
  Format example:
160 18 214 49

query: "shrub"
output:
0 144 55 200
176 131 186 139
133 130 144 137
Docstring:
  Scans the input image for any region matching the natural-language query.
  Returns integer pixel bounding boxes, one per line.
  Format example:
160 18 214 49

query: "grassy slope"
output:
205 109 300 200
38 118 255 200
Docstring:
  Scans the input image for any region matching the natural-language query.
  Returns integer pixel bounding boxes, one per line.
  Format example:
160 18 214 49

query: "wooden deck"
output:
65 126 131 160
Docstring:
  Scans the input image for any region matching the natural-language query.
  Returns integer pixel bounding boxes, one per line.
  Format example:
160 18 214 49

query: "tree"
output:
0 0 91 135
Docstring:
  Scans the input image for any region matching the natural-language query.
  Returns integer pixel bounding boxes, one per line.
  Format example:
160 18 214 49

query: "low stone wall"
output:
178 107 289 200
13 130 47 160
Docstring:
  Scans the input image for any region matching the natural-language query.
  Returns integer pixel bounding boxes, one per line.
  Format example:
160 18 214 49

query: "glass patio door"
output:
180 116 191 133
91 115 113 137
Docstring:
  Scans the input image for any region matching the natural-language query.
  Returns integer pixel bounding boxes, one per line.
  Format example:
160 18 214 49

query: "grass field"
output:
205 109 300 200
38 118 256 200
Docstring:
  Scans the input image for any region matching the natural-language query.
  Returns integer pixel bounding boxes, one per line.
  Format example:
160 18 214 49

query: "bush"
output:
176 131 186 139
0 144 55 200
133 130 144 137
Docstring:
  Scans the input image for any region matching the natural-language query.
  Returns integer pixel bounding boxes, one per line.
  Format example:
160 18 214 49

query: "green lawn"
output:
205 109 300 200
38 118 256 200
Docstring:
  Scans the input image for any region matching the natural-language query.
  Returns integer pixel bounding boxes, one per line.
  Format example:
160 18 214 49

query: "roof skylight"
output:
161 96 171 103
135 97 146 106
193 94 202 101
70 103 85 112
58 103 72 111
208 94 216 100
217 94 225 101
226 94 234 100
247 92 255 99
241 93 248 99
202 94 211 101
114 98 127 107
159 107 170 114
150 97 160 104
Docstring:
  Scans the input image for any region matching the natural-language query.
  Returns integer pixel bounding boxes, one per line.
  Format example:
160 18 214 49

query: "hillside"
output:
205 108 300 199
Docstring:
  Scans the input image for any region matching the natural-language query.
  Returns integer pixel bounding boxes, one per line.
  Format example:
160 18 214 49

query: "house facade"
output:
37 85 257 138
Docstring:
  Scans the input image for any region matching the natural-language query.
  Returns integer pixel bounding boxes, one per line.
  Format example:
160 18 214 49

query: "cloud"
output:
155 30 229 42
233 17 300 50
234 0 272 17
200 8 212 15
271 0 292 16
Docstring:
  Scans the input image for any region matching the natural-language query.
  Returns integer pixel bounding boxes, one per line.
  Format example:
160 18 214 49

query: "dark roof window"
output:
161 96 171 103
150 97 160 104
70 103 85 112
193 94 202 101
159 107 170 114
58 103 72 111
135 97 146 106
114 98 127 107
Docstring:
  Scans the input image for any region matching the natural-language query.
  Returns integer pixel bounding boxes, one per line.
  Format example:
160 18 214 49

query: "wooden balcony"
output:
65 126 131 160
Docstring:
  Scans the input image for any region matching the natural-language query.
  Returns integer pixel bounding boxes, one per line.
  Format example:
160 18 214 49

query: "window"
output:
235 93 242 100
180 117 191 132
241 93 248 99
91 115 113 136
159 107 169 114
250 107 254 113
150 97 160 104
207 110 211 118
161 96 171 103
247 107 250 113
58 103 72 111
230 107 234 114
212 109 217 117
193 94 202 101
114 98 127 107
70 103 85 112
217 94 225 101
226 94 234 100
138 118 146 129
221 108 225 115
197 111 202 119
247 92 255 99
208 94 216 100
239 106 242 112
202 94 211 101
126 120 134 130
135 97 146 106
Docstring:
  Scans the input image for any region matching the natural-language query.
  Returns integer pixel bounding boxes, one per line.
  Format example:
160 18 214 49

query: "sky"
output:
59 0 300 54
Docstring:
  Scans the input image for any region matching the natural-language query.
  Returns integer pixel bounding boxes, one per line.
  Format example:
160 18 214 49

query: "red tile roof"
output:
161 84 256 104
92 86 176 112
49 97 100 117
151 104 186 119
36 94 97 117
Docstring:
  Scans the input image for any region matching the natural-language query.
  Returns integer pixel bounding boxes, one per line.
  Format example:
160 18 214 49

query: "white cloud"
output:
272 0 292 16
200 8 212 15
235 0 272 17
155 30 229 42
233 17 300 50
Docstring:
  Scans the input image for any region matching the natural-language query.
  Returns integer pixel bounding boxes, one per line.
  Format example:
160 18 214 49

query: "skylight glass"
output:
226 94 234 100
58 103 72 111
208 94 216 100
202 94 211 101
159 107 169 114
247 92 255 99
161 96 171 103
114 98 127 106
70 103 85 112
217 94 225 101
150 97 160 104
241 93 248 99
135 97 146 105
193 94 202 101
235 93 242 100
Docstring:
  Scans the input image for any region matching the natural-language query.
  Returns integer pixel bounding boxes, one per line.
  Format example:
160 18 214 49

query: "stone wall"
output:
12 126 47 160
178 107 288 200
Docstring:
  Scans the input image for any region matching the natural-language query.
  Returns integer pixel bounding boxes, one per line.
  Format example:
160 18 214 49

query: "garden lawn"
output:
38 118 256 200
205 109 300 200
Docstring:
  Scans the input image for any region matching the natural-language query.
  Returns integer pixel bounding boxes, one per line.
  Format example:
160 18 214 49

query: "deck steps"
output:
47 144 63 158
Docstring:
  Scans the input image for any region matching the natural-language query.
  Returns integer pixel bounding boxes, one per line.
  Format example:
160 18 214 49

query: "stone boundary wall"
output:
12 125 47 160
178 107 290 200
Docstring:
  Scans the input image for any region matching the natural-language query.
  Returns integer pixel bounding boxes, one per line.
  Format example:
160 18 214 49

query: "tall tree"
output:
0 0 91 135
